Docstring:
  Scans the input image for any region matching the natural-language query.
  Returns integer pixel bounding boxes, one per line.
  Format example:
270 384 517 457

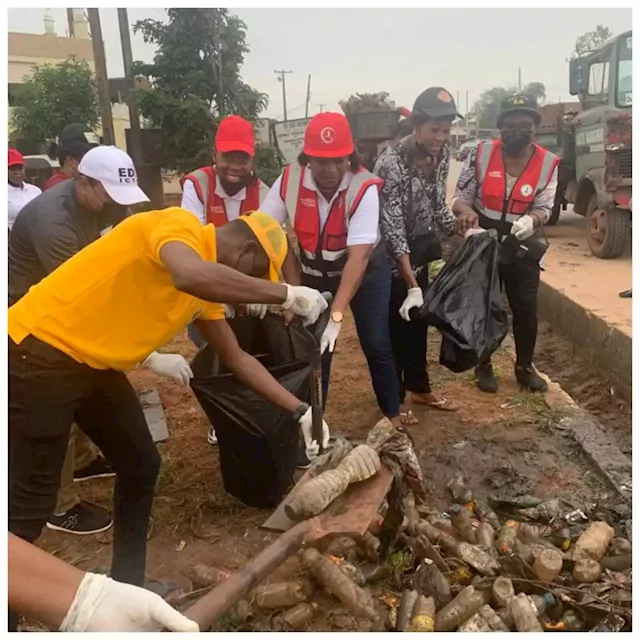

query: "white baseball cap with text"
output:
78 145 150 206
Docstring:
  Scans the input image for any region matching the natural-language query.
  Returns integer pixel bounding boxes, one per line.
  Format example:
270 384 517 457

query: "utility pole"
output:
518 67 522 91
318 103 326 113
465 90 470 138
67 8 75 37
274 69 292 121
305 74 312 118
117 8 143 166
87 9 115 146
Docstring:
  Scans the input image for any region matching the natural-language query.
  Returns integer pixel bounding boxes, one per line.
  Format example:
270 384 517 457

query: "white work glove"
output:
320 319 341 354
399 287 424 322
464 228 488 239
298 406 330 459
143 352 193 386
59 573 200 632
282 285 329 326
244 303 268 319
511 215 536 240
223 304 236 319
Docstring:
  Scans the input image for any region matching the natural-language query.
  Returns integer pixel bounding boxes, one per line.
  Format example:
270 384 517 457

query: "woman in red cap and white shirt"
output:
260 112 402 427
8 149 41 234
181 114 270 444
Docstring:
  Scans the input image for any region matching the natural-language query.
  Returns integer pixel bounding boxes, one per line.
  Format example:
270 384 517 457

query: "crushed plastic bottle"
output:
590 613 625 632
439 537 500 576
273 602 317 630
397 589 419 632
476 522 496 550
410 595 436 632
447 472 473 505
533 547 563 582
450 504 478 544
544 609 583 631
491 576 515 609
413 558 452 609
435 585 490 632
496 520 519 555
459 604 509 632
253 581 310 609
509 592 544 632
573 521 614 563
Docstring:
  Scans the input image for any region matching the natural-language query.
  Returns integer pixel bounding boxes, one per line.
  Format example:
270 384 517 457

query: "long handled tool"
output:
183 465 393 629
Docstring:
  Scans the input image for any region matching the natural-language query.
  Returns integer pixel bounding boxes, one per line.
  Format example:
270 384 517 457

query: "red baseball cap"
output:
8 148 24 168
303 112 354 158
215 115 255 157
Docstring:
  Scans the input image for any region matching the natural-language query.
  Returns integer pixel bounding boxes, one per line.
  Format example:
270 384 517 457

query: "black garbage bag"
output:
190 315 313 508
417 230 508 372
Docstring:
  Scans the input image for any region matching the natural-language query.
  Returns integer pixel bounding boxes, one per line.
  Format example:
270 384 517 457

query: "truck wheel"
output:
586 195 630 259
547 200 562 226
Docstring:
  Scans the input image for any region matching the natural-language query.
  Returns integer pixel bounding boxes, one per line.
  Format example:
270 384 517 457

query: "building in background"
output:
8 8 138 152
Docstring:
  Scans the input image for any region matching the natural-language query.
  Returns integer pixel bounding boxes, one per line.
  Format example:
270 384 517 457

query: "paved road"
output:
447 161 632 336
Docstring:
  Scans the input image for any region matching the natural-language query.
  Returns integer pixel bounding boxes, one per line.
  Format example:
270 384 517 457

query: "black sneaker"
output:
46 502 113 535
74 456 116 482
475 363 498 393
515 364 548 393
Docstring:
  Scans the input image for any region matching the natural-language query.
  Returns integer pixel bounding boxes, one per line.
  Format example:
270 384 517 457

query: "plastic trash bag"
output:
417 230 508 372
190 315 313 508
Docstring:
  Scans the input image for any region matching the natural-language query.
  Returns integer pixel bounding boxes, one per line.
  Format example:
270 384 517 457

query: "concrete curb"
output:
537 279 632 403
502 336 632 504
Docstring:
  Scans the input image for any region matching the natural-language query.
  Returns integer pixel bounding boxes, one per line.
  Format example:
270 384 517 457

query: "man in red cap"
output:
181 114 270 444
8 149 41 234
260 112 403 451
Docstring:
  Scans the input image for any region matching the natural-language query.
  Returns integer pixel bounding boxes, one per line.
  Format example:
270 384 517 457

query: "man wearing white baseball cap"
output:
78 145 150 206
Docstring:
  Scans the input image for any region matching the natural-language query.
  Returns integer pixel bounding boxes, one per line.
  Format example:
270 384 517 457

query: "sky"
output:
7 7 633 120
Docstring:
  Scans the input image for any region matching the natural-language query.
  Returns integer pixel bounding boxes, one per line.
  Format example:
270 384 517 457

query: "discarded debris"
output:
253 581 310 609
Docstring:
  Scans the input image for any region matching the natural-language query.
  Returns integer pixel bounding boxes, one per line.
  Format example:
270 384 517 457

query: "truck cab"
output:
561 30 632 258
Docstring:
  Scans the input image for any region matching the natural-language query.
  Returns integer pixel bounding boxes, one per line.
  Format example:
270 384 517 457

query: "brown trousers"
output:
54 424 97 514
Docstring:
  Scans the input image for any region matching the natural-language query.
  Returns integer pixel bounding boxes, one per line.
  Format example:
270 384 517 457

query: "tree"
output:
10 57 99 144
133 8 268 173
471 81 547 130
570 25 613 59
522 82 546 103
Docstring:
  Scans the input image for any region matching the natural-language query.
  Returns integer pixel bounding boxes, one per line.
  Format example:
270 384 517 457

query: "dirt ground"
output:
33 311 626 631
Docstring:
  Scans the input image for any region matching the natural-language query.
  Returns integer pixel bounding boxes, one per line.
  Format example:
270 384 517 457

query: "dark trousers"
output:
8 336 160 587
389 268 432 403
304 261 400 418
497 258 541 367
188 322 206 349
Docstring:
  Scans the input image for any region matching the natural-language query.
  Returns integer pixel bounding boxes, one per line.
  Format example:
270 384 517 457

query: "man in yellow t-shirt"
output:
8 207 329 591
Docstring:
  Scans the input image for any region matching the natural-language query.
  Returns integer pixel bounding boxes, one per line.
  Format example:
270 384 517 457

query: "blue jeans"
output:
308 262 401 418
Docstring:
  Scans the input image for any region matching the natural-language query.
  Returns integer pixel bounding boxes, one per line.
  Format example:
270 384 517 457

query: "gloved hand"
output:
399 287 424 322
244 303 268 319
464 227 488 239
59 573 200 632
223 305 236 319
511 215 536 240
298 406 330 459
282 285 329 326
320 319 341 354
143 352 193 386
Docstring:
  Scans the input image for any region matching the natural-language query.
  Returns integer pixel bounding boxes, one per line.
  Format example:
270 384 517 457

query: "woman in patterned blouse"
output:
375 87 461 423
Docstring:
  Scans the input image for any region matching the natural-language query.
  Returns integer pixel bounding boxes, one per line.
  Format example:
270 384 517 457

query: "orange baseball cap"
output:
238 211 287 283
215 115 255 157
303 112 354 158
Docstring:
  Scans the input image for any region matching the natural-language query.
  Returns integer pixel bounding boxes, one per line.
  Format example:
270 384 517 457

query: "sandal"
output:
399 410 419 426
412 393 459 412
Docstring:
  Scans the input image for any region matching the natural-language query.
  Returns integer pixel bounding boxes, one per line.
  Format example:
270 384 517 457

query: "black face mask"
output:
501 130 532 155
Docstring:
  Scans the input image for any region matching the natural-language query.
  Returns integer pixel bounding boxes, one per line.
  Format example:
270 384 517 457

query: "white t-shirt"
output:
181 174 263 225
8 182 42 230
260 167 380 246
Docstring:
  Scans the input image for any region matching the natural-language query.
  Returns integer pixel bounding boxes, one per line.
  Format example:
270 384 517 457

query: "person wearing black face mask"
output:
452 95 560 394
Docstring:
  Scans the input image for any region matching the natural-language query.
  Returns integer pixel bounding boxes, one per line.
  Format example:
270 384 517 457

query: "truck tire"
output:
586 195 630 259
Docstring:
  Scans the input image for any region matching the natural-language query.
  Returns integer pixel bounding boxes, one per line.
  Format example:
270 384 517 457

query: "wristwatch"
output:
331 311 344 323
292 402 310 422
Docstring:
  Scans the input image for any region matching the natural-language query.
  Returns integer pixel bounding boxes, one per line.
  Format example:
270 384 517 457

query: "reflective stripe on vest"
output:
281 164 382 278
476 140 559 224
180 167 268 227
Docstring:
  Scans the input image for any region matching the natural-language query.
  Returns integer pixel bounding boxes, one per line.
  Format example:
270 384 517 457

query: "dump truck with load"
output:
553 30 632 258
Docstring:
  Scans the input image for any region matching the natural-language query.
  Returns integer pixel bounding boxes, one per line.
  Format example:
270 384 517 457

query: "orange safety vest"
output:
280 164 382 281
475 140 559 232
180 166 268 227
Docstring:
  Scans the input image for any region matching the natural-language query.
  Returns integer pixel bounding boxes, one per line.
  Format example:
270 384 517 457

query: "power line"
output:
274 69 292 121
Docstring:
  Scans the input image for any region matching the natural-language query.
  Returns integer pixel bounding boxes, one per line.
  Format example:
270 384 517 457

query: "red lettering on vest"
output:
180 166 261 227
479 140 558 218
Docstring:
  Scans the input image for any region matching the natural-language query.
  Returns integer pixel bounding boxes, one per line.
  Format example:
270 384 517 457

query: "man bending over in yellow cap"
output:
7 207 329 601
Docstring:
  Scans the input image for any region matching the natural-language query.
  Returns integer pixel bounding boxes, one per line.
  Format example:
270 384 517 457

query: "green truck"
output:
551 30 632 258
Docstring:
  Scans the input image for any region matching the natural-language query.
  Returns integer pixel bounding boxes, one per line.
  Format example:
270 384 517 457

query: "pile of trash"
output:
187 467 631 632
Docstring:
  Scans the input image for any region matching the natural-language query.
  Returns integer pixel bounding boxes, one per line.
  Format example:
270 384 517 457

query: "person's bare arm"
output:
9 533 84 629
195 319 302 413
332 244 374 313
395 254 419 289
281 236 302 286
160 241 288 304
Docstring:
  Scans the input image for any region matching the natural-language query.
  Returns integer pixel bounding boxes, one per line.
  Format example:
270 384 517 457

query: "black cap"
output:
59 124 97 158
412 87 462 121
497 94 541 127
